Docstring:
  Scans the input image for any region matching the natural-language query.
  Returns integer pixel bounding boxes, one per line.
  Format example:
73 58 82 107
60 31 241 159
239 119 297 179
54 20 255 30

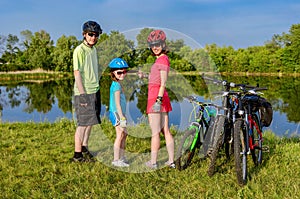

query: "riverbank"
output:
0 69 72 82
179 71 300 77
0 119 299 198
1 69 300 77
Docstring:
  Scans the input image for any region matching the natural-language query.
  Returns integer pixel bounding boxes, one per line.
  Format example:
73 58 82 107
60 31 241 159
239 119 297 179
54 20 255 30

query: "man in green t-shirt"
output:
70 21 102 162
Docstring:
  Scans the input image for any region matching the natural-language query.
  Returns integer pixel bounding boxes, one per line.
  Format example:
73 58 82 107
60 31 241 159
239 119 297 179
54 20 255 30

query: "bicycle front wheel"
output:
234 119 248 186
175 128 198 170
224 121 234 159
251 114 263 165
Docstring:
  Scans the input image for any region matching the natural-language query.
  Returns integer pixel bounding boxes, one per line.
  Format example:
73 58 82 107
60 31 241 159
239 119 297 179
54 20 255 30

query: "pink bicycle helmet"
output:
147 29 166 45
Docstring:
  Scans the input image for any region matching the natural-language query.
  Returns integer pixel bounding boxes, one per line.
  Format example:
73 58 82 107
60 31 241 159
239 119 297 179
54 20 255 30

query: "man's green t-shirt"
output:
73 43 99 95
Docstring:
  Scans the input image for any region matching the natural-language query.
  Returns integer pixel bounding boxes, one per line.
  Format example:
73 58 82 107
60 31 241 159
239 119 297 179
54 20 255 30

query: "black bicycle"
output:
175 96 223 170
232 85 272 186
202 75 251 176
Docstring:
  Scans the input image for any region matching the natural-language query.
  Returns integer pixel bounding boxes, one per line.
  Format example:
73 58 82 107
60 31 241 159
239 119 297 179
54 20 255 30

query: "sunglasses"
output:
116 70 127 75
87 32 99 38
150 43 161 48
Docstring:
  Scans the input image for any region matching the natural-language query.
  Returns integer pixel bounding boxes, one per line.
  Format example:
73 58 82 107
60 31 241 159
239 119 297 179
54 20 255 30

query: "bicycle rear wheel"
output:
207 115 225 176
251 114 263 165
234 119 248 186
175 128 198 170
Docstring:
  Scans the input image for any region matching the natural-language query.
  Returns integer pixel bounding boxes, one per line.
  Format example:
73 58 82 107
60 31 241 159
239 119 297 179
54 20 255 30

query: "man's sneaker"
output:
70 156 87 162
82 149 94 159
165 161 176 169
82 148 97 162
70 156 96 163
112 160 129 167
145 161 158 169
83 150 94 159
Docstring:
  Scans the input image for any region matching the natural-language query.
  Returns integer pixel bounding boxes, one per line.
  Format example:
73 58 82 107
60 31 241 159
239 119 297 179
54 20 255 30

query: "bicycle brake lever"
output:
248 90 256 94
222 91 229 97
229 82 235 87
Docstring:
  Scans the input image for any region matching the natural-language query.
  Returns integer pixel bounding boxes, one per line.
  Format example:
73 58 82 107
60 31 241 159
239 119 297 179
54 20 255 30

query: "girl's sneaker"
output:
165 161 176 169
112 160 129 167
120 156 129 164
145 161 158 169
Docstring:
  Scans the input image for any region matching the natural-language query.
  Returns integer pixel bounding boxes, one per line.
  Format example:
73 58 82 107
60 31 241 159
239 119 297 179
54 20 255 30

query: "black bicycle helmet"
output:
82 21 102 34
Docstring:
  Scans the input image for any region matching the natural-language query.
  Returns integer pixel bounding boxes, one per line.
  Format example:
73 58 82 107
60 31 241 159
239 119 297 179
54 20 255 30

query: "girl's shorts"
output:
109 111 120 127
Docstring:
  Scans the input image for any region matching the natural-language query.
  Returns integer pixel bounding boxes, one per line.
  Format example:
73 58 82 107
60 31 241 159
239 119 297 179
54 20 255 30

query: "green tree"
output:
248 46 270 72
283 24 300 72
205 44 236 72
168 39 185 53
232 49 250 72
20 30 33 49
136 28 153 50
22 30 54 70
51 35 79 72
97 31 135 73
1 34 20 64
0 35 6 57
134 28 153 67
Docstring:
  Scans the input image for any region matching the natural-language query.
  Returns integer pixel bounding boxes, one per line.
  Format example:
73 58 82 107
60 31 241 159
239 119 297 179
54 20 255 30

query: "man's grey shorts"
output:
74 90 101 126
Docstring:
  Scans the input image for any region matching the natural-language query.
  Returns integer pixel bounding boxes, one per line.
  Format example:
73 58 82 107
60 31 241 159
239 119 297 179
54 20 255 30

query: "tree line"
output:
0 24 299 73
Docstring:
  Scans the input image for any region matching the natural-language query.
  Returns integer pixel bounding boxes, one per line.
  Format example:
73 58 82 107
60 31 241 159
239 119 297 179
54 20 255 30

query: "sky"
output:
0 0 299 49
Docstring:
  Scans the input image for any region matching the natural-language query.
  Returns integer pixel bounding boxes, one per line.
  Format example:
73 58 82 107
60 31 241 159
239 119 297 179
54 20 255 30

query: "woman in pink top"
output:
143 30 175 169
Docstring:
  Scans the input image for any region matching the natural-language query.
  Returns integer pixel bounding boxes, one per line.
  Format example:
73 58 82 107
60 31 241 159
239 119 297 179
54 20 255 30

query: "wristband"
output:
156 96 163 103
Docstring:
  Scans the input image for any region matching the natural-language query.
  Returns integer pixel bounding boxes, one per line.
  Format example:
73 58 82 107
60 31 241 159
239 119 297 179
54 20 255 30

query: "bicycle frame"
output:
234 87 267 185
187 101 211 151
175 96 219 170
244 106 263 152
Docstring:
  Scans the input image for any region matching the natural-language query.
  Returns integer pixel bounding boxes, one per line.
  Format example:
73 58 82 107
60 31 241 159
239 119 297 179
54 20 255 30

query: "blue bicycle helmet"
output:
109 58 129 69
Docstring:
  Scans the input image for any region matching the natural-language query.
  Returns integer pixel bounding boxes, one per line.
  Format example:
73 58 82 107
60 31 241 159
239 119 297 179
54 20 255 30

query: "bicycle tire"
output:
202 116 216 157
224 122 234 159
175 128 198 171
207 115 226 176
250 114 263 165
234 119 248 186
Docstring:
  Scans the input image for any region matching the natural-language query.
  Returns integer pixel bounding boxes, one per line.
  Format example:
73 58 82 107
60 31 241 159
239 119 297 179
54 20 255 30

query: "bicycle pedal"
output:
262 145 270 152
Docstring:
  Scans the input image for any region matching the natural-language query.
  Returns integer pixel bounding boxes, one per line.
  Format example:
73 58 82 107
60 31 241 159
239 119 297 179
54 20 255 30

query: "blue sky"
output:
0 0 299 48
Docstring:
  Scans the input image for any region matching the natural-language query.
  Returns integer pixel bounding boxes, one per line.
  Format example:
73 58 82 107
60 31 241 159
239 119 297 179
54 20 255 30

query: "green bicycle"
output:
175 96 223 170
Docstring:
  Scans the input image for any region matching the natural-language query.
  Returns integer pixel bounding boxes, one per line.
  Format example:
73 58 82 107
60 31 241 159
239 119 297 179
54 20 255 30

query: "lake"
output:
0 74 299 137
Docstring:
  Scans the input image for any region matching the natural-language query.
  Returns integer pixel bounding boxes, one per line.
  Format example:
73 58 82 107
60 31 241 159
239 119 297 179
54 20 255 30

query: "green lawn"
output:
0 119 299 199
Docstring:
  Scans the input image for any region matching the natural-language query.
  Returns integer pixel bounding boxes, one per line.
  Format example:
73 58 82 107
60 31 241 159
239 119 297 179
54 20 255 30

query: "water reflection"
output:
0 75 299 137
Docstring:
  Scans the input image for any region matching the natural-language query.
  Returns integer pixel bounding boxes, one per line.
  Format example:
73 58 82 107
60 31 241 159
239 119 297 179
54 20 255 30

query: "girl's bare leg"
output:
149 113 163 164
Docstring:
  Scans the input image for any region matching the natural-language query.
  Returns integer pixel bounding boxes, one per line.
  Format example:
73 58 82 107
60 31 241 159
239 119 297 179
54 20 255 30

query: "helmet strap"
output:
83 33 98 47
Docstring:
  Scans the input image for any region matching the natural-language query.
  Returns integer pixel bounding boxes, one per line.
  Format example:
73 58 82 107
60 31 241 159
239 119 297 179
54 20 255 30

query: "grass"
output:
0 119 299 199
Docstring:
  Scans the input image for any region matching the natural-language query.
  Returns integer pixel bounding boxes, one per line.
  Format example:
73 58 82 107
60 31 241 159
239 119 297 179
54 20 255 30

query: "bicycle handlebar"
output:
251 87 268 91
185 96 227 110
202 74 267 92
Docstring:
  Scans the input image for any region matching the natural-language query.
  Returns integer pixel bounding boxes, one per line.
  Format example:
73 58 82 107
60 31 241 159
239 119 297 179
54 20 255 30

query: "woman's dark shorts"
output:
74 90 101 126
